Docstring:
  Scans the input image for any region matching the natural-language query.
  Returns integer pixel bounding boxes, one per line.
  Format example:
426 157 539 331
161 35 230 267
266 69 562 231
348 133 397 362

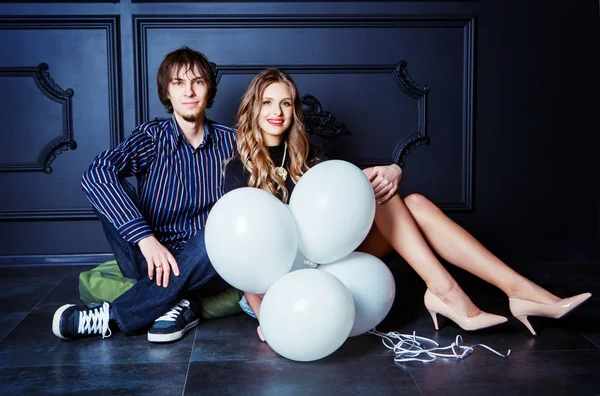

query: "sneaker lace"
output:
78 302 111 339
155 299 190 322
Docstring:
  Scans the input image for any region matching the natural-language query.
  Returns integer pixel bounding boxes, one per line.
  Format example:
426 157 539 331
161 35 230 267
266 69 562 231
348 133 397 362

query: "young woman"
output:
224 68 591 340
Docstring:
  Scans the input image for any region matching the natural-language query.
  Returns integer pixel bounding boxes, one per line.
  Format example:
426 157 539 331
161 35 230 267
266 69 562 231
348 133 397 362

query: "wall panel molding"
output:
211 62 428 169
0 209 97 220
0 1 118 3
134 14 475 210
0 15 123 148
0 63 76 174
0 15 122 221
390 60 430 169
0 253 113 268
461 15 475 212
132 0 475 2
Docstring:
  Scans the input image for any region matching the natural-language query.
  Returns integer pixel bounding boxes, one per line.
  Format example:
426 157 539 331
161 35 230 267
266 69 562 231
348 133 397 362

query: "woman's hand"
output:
138 235 180 287
363 164 403 204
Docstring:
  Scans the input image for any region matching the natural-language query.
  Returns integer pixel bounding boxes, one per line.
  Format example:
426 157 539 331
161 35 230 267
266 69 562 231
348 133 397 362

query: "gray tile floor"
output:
0 249 598 396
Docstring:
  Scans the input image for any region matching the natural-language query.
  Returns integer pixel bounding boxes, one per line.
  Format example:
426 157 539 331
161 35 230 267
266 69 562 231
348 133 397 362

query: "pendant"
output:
274 166 288 181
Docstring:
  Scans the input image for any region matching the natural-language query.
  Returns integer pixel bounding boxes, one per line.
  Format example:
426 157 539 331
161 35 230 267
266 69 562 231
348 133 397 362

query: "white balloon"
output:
288 160 375 264
205 187 297 294
320 252 396 337
259 269 355 362
283 206 318 273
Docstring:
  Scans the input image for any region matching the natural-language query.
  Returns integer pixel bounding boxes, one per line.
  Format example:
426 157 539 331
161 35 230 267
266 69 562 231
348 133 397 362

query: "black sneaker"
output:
52 302 112 340
147 299 200 343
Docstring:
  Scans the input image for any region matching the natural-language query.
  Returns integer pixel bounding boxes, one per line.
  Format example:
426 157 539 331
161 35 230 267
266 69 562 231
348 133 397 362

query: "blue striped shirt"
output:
82 117 236 251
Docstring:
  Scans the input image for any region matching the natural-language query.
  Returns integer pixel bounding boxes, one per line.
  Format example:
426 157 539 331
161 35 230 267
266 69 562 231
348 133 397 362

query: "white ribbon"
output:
367 329 511 363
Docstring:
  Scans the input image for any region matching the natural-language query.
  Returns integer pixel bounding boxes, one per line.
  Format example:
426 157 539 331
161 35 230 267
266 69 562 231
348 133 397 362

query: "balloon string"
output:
367 329 511 363
303 260 318 268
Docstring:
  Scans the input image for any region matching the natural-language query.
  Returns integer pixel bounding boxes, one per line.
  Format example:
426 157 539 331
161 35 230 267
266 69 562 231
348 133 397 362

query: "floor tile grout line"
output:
30 268 74 313
579 333 600 349
0 359 194 370
454 347 600 354
0 312 28 345
406 369 426 396
182 326 199 396
0 272 67 345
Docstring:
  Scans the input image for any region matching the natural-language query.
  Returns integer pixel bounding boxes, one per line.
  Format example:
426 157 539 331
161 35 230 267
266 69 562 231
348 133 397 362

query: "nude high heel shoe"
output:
424 289 508 331
509 292 592 336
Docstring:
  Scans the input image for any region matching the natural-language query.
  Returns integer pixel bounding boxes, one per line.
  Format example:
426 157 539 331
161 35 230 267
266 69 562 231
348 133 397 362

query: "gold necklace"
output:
274 142 288 181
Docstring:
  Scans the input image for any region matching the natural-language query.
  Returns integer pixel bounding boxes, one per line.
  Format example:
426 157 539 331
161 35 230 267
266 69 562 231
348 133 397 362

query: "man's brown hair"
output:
156 47 217 113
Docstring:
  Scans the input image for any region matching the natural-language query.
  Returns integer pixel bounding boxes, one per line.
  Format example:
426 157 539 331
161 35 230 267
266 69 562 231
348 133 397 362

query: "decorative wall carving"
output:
0 63 76 174
300 94 350 139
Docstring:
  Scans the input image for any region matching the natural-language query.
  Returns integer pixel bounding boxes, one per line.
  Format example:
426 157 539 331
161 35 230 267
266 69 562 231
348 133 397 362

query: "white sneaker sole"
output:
147 318 200 343
52 304 76 339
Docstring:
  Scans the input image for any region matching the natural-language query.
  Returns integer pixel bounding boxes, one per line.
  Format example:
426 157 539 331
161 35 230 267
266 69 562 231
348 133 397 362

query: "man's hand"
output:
363 164 403 204
138 236 180 287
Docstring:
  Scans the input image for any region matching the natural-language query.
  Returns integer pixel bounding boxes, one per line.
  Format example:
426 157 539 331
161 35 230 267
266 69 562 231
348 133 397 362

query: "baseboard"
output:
0 241 597 268
0 253 114 268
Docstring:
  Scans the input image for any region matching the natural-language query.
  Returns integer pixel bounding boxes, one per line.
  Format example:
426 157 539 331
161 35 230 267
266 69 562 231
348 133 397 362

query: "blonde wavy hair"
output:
235 68 311 202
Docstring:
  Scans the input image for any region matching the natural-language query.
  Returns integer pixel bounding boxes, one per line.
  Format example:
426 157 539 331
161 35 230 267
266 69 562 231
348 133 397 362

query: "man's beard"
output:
181 109 203 123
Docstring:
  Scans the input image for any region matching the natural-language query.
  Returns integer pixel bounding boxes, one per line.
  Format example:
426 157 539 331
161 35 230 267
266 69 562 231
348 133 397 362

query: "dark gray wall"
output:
0 0 598 263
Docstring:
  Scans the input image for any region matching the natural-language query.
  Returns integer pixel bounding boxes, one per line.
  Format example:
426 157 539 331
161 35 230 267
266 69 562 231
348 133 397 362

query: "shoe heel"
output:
515 315 537 336
427 309 439 330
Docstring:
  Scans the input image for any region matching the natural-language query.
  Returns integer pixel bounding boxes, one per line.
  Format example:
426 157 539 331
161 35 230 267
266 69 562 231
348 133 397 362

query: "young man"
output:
52 47 236 343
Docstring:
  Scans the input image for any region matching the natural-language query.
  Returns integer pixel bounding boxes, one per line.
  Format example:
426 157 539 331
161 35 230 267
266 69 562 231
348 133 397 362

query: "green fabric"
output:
194 286 245 319
79 260 243 320
79 260 135 305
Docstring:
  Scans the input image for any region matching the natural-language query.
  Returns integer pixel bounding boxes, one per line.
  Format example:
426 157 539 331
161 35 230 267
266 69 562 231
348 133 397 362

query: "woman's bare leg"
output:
356 223 394 259
403 193 560 304
357 194 482 317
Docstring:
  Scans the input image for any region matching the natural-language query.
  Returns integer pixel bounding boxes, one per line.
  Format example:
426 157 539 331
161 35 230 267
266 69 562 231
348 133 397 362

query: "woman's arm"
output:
362 164 403 204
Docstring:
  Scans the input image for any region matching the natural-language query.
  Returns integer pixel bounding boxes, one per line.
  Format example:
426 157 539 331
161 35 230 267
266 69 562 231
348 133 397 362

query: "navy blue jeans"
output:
95 180 229 335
